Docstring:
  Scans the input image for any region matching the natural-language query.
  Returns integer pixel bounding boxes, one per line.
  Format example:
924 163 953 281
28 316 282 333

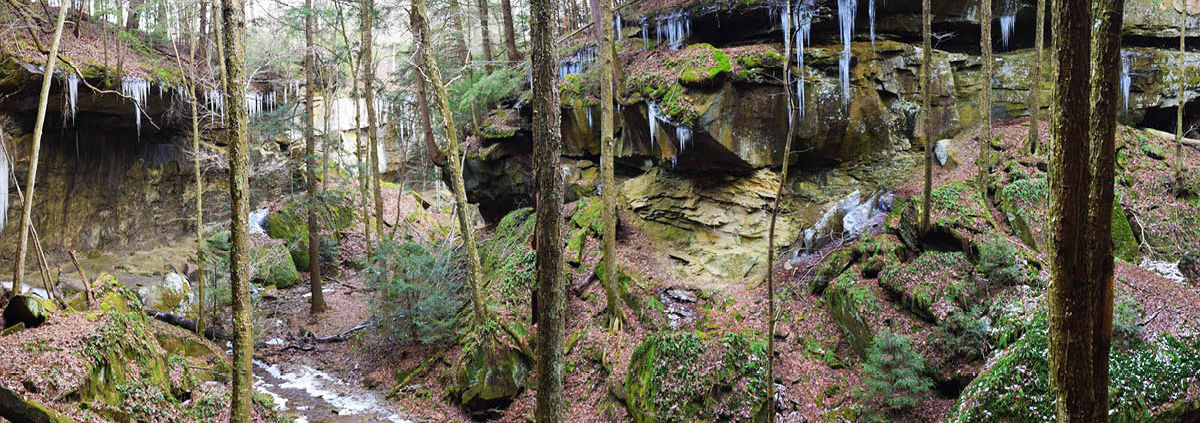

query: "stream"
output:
253 359 413 423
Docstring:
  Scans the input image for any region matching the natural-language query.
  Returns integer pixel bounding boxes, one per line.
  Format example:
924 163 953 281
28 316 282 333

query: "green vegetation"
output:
368 239 467 344
863 331 933 410
479 208 537 314
975 239 1029 286
625 331 767 423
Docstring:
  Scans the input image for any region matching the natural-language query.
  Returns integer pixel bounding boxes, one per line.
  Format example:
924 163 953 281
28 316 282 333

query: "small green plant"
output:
368 239 467 345
1113 294 1145 345
935 306 991 361
976 239 1027 286
863 331 933 410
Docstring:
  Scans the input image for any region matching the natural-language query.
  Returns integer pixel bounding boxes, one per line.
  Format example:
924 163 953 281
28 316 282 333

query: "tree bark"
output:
169 22 207 336
1086 0 1123 419
595 0 624 330
410 5 445 168
500 0 519 63
1177 10 1187 187
979 0 992 192
531 0 566 418
306 0 326 314
126 0 142 30
361 0 383 242
12 1 68 300
475 0 494 69
218 0 254 418
1028 0 1045 154
919 0 932 234
1047 0 1099 420
412 0 491 326
448 0 471 66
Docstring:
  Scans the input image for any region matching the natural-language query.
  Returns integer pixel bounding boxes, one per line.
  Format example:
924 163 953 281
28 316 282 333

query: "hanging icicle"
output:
65 72 79 125
121 76 151 138
1121 50 1132 111
0 137 8 230
837 0 857 102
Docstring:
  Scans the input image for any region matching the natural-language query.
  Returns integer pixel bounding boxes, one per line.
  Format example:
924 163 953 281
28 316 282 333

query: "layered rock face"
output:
458 0 1199 281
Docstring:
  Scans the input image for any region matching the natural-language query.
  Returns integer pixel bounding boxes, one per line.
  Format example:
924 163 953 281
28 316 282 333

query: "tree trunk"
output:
169 22 206 337
412 0 491 326
919 0 932 234
475 0 494 69
410 16 445 168
1028 0 1045 154
531 0 566 418
500 0 519 63
361 0 383 242
126 0 142 30
448 0 471 66
218 0 254 419
1177 10 1186 187
1086 0 1123 419
12 1 68 300
1047 0 1099 420
979 0 992 193
306 0 326 314
595 0 624 330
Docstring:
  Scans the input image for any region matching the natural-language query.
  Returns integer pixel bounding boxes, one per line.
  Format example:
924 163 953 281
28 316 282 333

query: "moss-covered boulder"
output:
878 251 975 323
824 270 880 358
265 200 353 271
135 273 191 314
625 331 767 423
3 294 50 329
250 239 301 289
453 342 530 419
951 314 1200 423
809 247 859 295
0 386 78 423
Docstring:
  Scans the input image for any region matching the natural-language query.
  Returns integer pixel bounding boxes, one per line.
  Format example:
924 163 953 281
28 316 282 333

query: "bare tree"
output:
306 0 326 313
361 0 384 242
1176 8 1187 188
500 0 519 63
1028 0 1046 154
531 0 566 418
475 0 494 69
594 0 624 330
11 1 68 300
218 0 255 418
979 0 992 192
919 0 932 233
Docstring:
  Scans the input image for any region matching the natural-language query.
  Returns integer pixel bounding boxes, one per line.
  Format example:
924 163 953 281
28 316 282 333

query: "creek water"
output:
254 359 413 423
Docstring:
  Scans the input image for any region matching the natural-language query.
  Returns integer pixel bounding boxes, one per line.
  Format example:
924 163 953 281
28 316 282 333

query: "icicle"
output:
121 77 150 139
837 0 856 102
1121 51 1132 111
999 15 1015 50
66 72 79 125
676 125 692 151
642 19 650 49
869 0 876 51
647 102 659 146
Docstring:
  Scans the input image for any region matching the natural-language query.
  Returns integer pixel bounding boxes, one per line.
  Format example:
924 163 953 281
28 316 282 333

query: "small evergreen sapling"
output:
863 331 933 410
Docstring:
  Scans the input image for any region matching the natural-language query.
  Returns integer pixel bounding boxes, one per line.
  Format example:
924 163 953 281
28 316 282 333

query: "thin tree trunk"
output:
361 0 383 242
595 0 624 330
531 0 565 417
919 0 932 234
500 0 519 63
979 0 992 193
306 0 326 313
1177 10 1187 188
169 22 206 337
1028 0 1045 154
1086 0 1123 419
475 0 494 69
448 0 471 66
1047 0 1098 420
335 1 371 262
12 1 68 300
218 0 254 418
412 0 491 325
767 4 801 422
410 20 445 168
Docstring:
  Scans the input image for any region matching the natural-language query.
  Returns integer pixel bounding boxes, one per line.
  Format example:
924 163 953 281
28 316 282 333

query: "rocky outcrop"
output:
453 342 530 419
625 331 767 423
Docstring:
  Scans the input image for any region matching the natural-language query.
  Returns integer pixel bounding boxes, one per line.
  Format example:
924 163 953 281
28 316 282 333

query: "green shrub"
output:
935 306 990 361
1113 294 1145 345
976 240 1026 286
863 331 933 410
368 239 467 344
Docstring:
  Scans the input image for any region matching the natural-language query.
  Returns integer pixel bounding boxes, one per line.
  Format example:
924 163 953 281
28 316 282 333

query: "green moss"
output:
1112 200 1140 263
951 314 1200 423
825 270 878 357
625 331 767 423
878 251 974 322
570 197 606 236
810 247 859 294
480 208 537 315
678 44 732 86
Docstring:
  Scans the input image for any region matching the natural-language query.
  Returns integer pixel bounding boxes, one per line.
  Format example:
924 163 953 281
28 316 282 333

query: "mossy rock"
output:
453 341 530 419
0 386 78 423
1112 200 1140 263
571 197 606 237
678 44 732 87
625 331 767 423
824 270 878 358
877 251 975 323
250 241 301 289
265 201 354 271
3 294 50 329
809 248 859 295
951 314 1200 423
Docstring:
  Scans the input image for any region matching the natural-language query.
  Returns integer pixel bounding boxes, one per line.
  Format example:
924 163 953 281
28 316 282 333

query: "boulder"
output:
136 272 191 314
250 239 301 289
824 271 878 358
0 386 77 423
265 200 354 271
3 294 49 329
625 331 767 423
454 342 530 419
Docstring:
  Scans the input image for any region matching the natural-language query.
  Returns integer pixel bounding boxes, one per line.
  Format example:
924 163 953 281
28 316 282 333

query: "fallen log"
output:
1143 127 1200 149
315 323 368 343
145 310 232 341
